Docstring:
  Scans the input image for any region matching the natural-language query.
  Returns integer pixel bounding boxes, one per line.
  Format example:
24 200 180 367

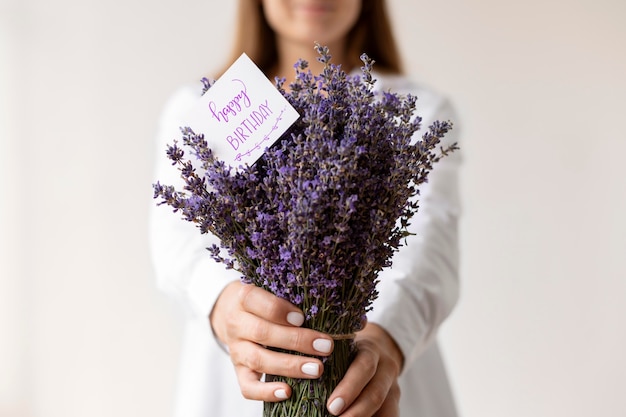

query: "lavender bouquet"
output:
154 45 456 417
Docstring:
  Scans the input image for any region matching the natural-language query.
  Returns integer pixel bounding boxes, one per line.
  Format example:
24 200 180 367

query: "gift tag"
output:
181 53 300 167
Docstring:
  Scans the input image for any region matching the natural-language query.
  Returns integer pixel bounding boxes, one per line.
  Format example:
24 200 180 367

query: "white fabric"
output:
149 72 462 417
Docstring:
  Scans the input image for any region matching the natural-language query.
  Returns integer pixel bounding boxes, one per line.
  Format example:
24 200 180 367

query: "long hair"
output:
220 0 403 76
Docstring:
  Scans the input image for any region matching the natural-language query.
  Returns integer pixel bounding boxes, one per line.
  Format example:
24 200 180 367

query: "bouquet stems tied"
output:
264 338 354 417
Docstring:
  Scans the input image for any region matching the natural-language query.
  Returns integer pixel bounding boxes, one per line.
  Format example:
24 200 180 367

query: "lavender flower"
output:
153 44 457 417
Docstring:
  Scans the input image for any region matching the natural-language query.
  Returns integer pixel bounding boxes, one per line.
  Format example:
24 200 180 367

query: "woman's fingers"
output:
326 340 378 415
326 323 403 417
210 283 338 404
334 366 397 417
213 283 333 356
229 310 333 356
229 340 325 381
238 284 305 326
235 284 334 356
234 364 292 402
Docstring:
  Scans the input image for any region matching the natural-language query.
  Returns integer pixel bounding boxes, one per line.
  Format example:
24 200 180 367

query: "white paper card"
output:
181 53 300 167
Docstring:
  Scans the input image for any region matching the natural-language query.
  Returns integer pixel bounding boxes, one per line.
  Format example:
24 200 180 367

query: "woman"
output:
150 1 462 416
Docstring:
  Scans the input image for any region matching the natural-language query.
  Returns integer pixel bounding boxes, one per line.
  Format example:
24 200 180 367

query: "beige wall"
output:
389 2 626 416
1 0 624 416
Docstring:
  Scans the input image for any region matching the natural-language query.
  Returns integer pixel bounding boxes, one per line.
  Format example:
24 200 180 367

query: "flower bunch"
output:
153 45 456 417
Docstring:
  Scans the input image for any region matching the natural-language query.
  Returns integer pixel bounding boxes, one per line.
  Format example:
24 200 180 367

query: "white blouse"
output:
149 71 462 417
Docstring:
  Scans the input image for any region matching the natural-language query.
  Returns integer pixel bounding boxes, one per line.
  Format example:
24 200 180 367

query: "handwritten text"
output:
208 79 251 123
226 99 273 150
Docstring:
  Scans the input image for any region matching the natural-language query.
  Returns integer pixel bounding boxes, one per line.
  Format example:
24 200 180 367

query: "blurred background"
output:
1 0 625 416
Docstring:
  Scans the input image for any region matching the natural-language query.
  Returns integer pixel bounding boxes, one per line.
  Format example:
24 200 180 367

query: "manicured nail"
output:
313 338 332 354
328 397 345 415
301 362 320 377
274 389 288 400
287 311 304 326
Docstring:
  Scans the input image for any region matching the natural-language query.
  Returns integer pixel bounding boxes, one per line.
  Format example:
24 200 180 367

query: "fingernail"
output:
328 397 345 415
301 362 320 377
313 338 332 354
287 311 304 326
274 389 288 400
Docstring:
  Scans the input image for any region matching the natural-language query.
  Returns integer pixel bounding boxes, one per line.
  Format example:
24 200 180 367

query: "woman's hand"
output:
210 281 335 402
326 323 404 417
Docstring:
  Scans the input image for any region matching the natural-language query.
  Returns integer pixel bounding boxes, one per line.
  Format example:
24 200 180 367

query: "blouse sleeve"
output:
366 92 462 371
149 84 241 324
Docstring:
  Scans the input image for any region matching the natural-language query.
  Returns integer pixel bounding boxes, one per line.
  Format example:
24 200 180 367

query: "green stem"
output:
263 338 355 417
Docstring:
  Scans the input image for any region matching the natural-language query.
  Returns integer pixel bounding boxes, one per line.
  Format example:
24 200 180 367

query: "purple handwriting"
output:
208 79 251 123
225 99 272 151
235 106 287 163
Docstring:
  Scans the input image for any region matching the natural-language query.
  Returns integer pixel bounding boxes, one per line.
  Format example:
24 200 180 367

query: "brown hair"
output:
221 0 403 76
